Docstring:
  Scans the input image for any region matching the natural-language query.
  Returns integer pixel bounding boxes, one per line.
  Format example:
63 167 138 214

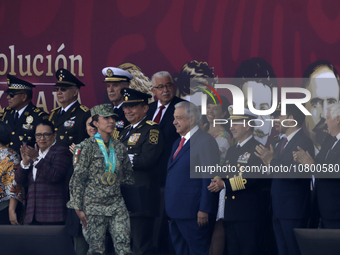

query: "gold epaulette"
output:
146 120 157 125
51 106 61 112
80 105 89 112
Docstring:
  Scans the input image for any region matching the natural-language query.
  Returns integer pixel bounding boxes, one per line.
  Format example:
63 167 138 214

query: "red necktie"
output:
173 137 186 160
153 105 165 124
279 137 288 154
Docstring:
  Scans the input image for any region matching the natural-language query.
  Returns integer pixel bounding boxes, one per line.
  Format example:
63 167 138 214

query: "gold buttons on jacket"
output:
232 196 235 199
225 196 227 199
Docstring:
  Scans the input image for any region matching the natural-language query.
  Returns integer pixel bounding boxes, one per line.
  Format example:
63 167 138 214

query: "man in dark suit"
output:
165 101 219 255
209 106 268 255
49 68 90 255
147 71 185 253
119 88 164 255
147 71 184 186
294 102 340 229
2 74 49 153
102 67 133 139
255 104 314 255
270 103 286 149
14 120 72 224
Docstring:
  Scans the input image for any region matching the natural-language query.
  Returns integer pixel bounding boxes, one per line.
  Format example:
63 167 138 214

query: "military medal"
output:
24 115 34 130
26 115 33 124
95 132 117 186
107 173 116 185
101 172 110 185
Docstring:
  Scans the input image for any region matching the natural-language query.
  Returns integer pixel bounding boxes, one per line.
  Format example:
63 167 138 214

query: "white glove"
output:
128 154 134 167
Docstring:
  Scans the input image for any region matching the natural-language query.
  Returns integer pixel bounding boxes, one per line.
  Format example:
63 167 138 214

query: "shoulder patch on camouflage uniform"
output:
146 120 157 126
149 129 159 144
80 105 89 112
73 146 82 165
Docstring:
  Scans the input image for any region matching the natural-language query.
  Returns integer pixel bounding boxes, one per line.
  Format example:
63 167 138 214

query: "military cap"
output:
91 104 118 118
271 102 281 116
102 67 133 82
228 105 258 120
121 88 151 106
5 74 35 93
55 68 85 88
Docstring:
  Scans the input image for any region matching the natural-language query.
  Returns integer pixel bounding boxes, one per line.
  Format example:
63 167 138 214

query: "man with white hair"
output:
147 71 185 253
294 102 340 229
147 71 185 186
166 101 219 255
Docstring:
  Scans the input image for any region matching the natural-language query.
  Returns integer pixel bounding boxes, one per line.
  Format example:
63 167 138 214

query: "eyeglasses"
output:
7 92 25 98
35 133 53 139
153 83 173 90
53 87 70 92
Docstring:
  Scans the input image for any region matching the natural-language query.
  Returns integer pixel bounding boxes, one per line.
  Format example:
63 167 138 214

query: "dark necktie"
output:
125 126 133 138
279 137 288 154
58 110 65 121
326 136 337 159
153 105 165 124
14 111 18 124
173 137 186 160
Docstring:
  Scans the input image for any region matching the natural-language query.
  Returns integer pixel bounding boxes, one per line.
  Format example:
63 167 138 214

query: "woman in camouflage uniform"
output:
67 104 134 255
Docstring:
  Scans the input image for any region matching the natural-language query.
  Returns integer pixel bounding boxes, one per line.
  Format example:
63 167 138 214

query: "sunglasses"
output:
7 92 25 98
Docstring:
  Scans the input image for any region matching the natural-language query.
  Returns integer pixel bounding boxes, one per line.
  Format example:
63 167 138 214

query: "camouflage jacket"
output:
67 136 134 216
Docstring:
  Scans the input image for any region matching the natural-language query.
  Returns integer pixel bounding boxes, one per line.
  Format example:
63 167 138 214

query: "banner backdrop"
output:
0 0 339 114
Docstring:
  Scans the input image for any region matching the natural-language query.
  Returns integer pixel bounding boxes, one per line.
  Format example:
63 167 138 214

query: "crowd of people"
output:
0 58 339 255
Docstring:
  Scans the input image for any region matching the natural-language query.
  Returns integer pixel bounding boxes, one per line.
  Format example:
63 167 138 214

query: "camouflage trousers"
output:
82 210 132 255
